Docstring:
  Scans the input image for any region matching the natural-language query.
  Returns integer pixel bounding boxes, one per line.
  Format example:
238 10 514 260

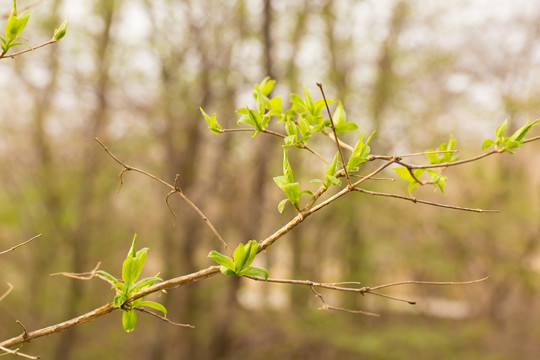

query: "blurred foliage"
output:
1 0 540 359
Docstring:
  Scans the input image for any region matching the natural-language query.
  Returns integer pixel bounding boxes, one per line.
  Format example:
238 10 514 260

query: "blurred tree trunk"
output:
370 0 409 150
208 1 275 358
53 1 117 359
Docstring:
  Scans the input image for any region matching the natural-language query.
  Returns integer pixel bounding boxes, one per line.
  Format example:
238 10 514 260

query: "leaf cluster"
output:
202 78 377 213
97 234 166 333
0 0 31 56
394 136 458 194
0 0 68 57
482 118 539 153
208 240 269 279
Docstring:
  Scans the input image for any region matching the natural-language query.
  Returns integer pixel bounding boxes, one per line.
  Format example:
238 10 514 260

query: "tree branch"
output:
95 138 232 258
0 234 41 255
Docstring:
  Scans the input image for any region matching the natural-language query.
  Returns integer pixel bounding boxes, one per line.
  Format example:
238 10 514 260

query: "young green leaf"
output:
114 293 128 308
5 7 32 44
303 85 314 114
140 301 167 317
239 266 269 280
53 17 69 41
96 270 121 286
122 234 148 285
259 77 275 96
509 117 539 143
333 101 346 126
347 131 374 171
282 150 294 184
282 182 300 209
200 107 222 133
208 250 236 272
323 152 340 188
243 240 260 270
131 275 162 292
394 167 419 194
256 89 265 115
122 309 137 333
495 118 508 139
482 139 495 151
269 97 283 119
277 198 288 213
233 242 248 270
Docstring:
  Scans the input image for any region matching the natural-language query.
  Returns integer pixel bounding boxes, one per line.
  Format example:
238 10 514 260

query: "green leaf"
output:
335 122 359 133
283 135 296 146
239 266 269 280
269 97 282 118
208 250 236 271
496 118 508 139
114 293 128 307
482 139 495 150
407 181 419 195
282 150 294 184
257 76 275 96
139 301 167 317
5 8 32 43
282 182 300 209
290 94 305 112
347 131 374 170
273 175 287 188
285 119 297 137
243 240 260 270
96 270 121 286
303 85 314 114
53 17 69 41
122 309 137 333
200 107 221 133
333 101 346 126
428 170 446 193
394 167 415 182
233 242 248 270
297 116 311 136
256 89 265 115
221 267 236 276
131 276 162 292
277 198 288 213
509 117 539 143
247 108 262 130
122 234 148 285
327 175 341 186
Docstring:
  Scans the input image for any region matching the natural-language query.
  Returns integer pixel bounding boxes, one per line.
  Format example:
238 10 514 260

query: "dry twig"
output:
0 234 41 255
95 138 233 258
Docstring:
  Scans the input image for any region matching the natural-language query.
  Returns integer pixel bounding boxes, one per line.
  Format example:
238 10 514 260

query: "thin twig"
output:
221 128 329 164
0 283 13 302
368 277 489 291
0 344 39 359
317 83 350 185
310 286 380 317
523 135 540 144
370 150 458 160
0 234 41 255
1 266 221 348
134 307 195 328
50 262 102 281
0 39 58 60
353 187 498 213
349 174 395 181
399 149 499 170
95 138 232 258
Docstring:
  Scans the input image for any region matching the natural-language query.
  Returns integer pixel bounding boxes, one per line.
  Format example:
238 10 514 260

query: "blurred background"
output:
1 0 540 359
